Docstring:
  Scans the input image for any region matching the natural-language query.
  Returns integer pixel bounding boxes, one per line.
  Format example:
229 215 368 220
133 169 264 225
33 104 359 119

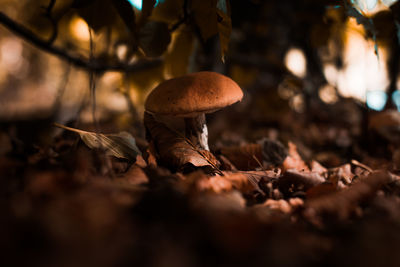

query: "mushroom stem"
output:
184 114 209 151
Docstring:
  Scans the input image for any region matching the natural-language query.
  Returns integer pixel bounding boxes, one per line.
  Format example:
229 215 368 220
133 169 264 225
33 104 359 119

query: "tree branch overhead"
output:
0 12 161 73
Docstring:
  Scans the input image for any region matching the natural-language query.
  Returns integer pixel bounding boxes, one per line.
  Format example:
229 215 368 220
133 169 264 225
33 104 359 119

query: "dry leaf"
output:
304 171 392 224
145 141 158 166
328 163 355 185
144 113 220 172
120 163 148 185
218 154 238 171
54 123 141 161
277 169 326 197
185 171 232 193
310 160 328 174
219 143 263 170
282 142 309 171
222 171 270 193
219 139 286 171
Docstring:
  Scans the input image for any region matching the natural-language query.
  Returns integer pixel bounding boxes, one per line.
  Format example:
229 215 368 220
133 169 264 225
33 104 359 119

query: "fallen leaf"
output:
303 170 392 225
328 163 354 185
120 164 148 185
219 143 263 170
222 171 270 193
219 139 287 170
185 171 232 193
277 169 326 197
218 154 238 171
54 123 141 162
282 142 309 171
145 141 158 166
310 160 327 174
144 112 220 172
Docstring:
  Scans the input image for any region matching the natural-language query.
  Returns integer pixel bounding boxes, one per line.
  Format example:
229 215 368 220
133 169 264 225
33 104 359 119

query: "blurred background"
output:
1 0 399 169
1 0 399 124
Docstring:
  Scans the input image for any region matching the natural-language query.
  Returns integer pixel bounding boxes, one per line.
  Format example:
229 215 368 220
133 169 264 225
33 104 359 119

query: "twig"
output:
0 12 162 73
54 122 87 134
252 154 265 170
42 0 58 44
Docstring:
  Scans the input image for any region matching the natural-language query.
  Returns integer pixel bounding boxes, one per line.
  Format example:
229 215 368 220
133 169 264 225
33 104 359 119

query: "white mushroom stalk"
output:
184 114 209 151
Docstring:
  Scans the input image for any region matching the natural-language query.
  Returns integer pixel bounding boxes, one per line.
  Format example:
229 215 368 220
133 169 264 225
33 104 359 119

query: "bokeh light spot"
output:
392 90 400 111
284 48 306 78
70 16 90 42
366 90 387 111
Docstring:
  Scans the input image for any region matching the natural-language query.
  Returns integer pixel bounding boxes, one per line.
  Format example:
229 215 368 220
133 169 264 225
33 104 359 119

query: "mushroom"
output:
144 71 243 151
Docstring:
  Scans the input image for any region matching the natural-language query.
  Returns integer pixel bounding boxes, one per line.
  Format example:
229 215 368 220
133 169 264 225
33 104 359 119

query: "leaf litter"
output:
3 102 400 267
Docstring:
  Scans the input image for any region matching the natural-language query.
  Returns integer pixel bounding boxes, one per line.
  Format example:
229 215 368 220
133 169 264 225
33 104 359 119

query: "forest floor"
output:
1 91 400 267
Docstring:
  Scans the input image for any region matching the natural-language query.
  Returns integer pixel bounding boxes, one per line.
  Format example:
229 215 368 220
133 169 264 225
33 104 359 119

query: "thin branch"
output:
42 0 58 44
0 12 162 73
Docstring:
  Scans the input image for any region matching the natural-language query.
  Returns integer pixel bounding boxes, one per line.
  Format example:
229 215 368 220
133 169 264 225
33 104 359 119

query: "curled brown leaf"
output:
144 112 220 172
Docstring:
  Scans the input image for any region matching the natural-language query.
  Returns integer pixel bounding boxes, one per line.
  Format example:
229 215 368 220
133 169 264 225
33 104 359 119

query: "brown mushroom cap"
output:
145 72 243 117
